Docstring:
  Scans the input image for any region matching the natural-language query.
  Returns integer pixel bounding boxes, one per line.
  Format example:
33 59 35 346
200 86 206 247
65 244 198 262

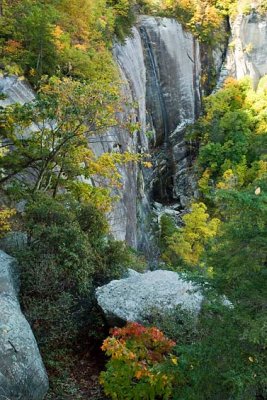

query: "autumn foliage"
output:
0 207 16 238
100 322 177 400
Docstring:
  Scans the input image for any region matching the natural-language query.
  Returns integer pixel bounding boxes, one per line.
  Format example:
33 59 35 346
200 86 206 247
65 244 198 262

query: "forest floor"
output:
45 337 108 400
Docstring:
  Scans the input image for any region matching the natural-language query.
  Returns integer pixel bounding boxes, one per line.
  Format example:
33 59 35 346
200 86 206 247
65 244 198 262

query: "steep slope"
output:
221 9 267 87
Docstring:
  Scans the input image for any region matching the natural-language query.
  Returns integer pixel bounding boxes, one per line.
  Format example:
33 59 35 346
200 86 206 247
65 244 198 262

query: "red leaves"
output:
111 322 146 338
103 322 176 364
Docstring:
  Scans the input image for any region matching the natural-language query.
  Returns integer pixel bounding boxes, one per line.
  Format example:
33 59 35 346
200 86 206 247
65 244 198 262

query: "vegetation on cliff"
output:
156 77 267 399
0 1 266 399
0 1 144 397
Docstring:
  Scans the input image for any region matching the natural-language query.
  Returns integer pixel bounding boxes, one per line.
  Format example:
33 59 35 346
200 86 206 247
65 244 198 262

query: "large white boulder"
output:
96 269 203 324
0 250 49 399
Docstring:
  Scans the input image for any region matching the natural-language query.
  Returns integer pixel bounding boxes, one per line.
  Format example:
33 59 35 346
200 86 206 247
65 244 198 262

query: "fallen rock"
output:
0 250 49 400
96 269 203 324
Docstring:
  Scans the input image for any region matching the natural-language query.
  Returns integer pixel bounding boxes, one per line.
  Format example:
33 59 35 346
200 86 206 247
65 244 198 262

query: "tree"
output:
173 181 267 399
0 207 15 237
0 76 141 209
163 202 220 267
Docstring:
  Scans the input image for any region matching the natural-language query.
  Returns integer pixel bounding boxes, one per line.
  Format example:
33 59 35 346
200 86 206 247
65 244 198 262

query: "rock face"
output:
4 10 266 254
223 11 267 88
0 250 48 400
0 75 35 105
138 16 201 205
94 16 203 254
139 16 201 144
0 19 204 254
91 27 149 249
96 269 203 324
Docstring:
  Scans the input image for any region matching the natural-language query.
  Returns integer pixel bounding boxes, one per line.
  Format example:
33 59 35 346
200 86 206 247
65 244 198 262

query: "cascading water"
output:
139 24 169 144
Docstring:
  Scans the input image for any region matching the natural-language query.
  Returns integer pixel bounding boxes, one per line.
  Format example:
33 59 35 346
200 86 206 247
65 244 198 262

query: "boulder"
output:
96 269 203 324
0 250 49 400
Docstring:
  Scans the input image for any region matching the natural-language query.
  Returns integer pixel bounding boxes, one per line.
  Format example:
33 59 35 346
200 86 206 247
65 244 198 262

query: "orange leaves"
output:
4 40 23 54
52 25 66 51
100 322 177 399
103 322 176 365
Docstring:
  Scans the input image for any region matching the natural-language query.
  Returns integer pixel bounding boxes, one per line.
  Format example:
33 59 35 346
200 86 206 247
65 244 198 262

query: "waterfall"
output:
139 24 169 144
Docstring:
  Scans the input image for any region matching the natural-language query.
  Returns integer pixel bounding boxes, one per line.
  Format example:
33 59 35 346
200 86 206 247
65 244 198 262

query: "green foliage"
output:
188 191 266 397
17 195 142 364
155 75 267 400
141 305 198 345
162 203 220 268
107 0 137 41
0 76 143 211
171 300 267 400
100 322 177 400
159 213 177 250
195 77 267 196
0 0 136 83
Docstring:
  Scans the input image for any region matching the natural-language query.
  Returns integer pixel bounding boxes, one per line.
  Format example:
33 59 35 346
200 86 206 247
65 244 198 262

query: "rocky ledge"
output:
96 269 203 325
0 250 48 400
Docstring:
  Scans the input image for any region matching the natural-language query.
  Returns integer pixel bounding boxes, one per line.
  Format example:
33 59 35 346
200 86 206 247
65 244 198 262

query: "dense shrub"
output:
17 195 140 356
100 322 178 400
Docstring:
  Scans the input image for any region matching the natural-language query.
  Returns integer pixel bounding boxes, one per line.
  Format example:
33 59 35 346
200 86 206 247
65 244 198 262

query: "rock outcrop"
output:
222 9 267 88
0 75 35 105
91 27 149 249
138 16 201 205
94 16 203 254
0 250 48 400
96 269 203 324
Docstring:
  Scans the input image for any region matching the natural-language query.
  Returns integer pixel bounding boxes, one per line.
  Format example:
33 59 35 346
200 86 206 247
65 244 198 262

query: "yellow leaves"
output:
198 168 211 194
248 356 254 363
143 161 153 168
160 0 225 42
52 25 66 51
217 169 236 190
87 151 144 190
74 43 88 52
29 68 36 77
53 25 64 39
135 370 143 380
164 202 220 266
171 356 178 365
0 208 16 238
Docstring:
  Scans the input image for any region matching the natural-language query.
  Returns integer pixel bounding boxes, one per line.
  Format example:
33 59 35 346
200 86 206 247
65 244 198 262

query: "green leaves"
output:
0 0 136 83
100 323 176 400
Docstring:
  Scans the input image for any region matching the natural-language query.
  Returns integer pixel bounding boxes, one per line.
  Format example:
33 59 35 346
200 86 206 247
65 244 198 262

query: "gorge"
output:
0 2 267 399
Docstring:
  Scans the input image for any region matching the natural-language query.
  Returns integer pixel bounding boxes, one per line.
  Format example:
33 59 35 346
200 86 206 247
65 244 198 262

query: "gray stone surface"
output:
96 16 203 255
0 75 35 106
221 10 267 88
0 231 27 255
138 16 201 144
96 269 203 324
138 16 201 205
0 250 49 400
